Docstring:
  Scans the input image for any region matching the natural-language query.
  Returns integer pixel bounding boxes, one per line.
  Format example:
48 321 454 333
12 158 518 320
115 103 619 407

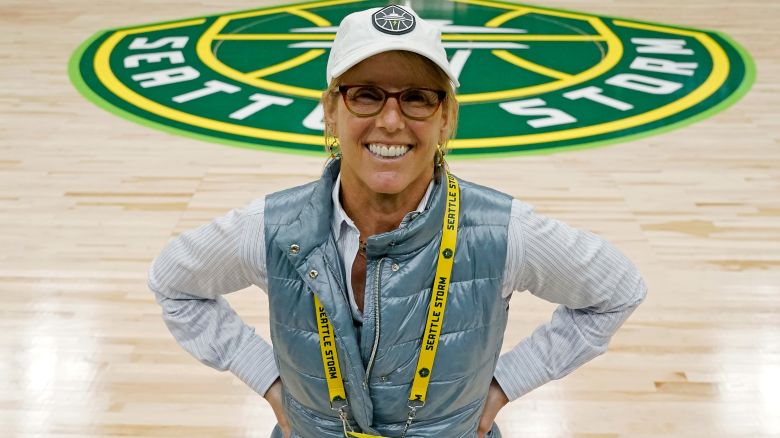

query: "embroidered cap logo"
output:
372 5 416 35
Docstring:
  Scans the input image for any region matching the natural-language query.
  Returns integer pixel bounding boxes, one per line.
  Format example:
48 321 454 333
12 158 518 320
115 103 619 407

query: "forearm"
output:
494 287 645 401
148 202 278 396
498 199 648 400
154 292 280 396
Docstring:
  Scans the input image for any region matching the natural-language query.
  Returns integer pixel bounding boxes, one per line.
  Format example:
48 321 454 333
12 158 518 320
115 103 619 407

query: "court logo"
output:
373 5 416 35
70 0 754 156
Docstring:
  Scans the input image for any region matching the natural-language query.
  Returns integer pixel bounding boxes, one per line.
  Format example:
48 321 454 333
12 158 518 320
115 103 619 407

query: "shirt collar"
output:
331 172 434 241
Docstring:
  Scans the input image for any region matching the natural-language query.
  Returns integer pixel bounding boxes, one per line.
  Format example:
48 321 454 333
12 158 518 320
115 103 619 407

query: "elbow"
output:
147 255 188 302
629 275 648 309
606 269 648 314
147 256 165 297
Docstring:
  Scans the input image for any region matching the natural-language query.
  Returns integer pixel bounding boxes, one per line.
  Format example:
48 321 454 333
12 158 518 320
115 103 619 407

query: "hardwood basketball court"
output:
1 0 778 436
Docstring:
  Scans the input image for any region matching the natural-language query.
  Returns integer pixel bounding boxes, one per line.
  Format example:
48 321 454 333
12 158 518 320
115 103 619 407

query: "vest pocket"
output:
283 389 358 437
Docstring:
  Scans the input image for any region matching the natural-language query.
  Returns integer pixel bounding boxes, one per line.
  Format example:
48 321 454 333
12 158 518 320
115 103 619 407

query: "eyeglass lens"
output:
343 86 443 119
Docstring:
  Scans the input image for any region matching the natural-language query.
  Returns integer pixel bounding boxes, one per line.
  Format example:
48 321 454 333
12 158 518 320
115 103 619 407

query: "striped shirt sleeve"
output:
147 198 280 397
493 199 647 401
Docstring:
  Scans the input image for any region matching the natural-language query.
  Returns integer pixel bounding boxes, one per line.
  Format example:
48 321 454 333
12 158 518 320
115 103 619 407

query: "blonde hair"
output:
322 50 459 162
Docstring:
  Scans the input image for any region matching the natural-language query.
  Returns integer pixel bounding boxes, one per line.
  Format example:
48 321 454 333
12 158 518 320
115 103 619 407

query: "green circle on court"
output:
69 0 754 156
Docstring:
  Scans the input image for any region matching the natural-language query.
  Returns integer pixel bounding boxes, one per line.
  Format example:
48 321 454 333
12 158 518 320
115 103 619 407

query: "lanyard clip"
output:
400 400 425 438
407 399 425 413
331 398 353 437
330 396 348 412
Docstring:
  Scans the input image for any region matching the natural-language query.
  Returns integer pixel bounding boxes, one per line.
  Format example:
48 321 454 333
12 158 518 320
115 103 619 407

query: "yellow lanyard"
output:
313 174 460 438
315 295 348 403
409 172 459 405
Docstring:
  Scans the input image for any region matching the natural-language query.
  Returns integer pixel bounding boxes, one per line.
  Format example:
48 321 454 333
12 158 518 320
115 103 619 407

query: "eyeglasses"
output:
337 85 446 120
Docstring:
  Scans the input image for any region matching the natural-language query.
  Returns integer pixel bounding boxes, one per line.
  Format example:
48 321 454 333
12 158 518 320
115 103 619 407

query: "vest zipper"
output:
364 257 385 389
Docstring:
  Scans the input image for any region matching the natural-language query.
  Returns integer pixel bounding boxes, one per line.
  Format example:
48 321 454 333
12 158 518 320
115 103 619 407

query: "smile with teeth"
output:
367 143 411 158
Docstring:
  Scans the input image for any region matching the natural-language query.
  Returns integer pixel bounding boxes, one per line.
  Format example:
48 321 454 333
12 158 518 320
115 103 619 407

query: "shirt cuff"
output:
493 344 551 402
229 337 280 397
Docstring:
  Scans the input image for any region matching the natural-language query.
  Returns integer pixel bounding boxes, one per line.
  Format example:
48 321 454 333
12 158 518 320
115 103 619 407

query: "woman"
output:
149 5 646 438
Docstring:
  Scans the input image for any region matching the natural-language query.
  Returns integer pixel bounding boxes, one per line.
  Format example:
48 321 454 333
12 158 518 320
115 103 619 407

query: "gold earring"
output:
325 126 341 158
434 145 445 168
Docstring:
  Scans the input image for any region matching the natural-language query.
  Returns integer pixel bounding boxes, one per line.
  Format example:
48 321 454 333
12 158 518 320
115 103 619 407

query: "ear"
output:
438 102 457 145
322 90 337 132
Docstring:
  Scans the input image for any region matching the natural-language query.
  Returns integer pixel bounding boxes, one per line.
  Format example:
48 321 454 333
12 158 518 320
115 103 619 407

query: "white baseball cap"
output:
326 4 459 88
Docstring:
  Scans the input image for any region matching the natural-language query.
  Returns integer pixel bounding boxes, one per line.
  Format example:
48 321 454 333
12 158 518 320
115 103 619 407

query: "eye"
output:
349 86 384 103
401 89 438 106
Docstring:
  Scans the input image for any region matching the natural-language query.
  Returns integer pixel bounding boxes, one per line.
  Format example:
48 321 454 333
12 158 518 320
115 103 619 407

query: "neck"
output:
340 173 433 239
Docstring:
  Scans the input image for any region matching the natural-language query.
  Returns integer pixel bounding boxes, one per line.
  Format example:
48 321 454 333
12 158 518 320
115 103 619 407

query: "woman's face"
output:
325 51 451 198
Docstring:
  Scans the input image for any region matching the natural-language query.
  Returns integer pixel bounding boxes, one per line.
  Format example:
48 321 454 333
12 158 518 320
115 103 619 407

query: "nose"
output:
375 96 405 132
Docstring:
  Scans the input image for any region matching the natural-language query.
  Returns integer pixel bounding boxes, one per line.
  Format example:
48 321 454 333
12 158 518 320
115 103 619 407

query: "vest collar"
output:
275 159 447 262
331 170 435 242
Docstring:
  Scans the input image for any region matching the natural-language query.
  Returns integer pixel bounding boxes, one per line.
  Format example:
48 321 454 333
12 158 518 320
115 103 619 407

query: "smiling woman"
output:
148 4 647 438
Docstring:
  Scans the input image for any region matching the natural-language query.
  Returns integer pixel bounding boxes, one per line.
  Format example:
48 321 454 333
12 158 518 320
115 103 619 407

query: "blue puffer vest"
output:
264 161 512 437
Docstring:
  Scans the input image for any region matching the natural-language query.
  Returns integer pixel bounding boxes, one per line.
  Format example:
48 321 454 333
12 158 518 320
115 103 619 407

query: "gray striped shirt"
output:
148 180 646 402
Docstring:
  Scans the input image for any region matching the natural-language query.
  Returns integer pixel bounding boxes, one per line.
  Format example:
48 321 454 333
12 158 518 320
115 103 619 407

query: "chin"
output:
365 175 408 195
365 168 433 196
